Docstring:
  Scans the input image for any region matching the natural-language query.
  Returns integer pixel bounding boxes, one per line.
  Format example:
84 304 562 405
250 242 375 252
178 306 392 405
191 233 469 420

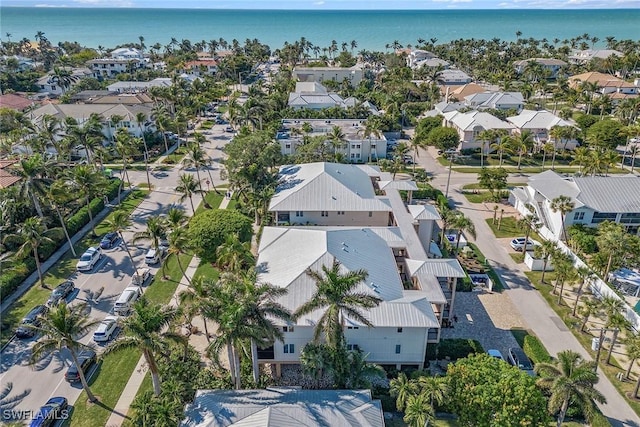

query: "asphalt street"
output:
0 122 233 424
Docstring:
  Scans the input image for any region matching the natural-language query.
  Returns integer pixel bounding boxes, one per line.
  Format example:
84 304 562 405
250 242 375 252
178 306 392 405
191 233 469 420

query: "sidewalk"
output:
105 192 233 427
0 189 131 315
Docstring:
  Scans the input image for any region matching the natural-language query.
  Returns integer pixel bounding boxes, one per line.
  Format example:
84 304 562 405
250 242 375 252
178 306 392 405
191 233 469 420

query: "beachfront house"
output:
464 91 525 112
89 58 146 79
293 65 364 87
287 82 359 110
442 110 515 152
506 109 579 150
276 119 386 163
107 78 173 93
181 59 218 77
513 58 568 79
510 170 640 239
568 49 623 65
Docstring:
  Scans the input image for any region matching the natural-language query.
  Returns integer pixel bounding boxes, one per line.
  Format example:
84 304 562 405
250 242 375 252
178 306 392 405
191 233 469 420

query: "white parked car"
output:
130 268 152 286
76 247 102 271
93 316 119 342
145 247 166 265
113 287 142 315
510 237 539 252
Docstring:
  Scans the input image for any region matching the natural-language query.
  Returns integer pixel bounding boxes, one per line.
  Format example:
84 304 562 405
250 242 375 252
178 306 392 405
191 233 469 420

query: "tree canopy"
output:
188 209 253 262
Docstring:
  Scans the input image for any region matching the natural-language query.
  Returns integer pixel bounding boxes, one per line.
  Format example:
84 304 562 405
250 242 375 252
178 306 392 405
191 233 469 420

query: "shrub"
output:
188 209 253 262
522 335 552 365
589 410 613 427
426 338 484 360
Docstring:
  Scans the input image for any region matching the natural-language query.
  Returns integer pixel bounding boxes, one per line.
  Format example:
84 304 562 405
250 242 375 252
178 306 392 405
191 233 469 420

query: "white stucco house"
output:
88 58 146 79
437 69 472 86
513 58 568 79
506 110 579 150
510 170 640 239
110 47 144 60
442 110 515 151
35 67 93 97
287 82 360 111
276 119 386 163
293 65 364 87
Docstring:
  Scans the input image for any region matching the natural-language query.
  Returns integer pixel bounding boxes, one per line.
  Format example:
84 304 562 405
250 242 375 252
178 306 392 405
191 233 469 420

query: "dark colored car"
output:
100 231 119 249
29 396 69 427
507 347 535 376
65 350 97 383
15 305 48 339
46 281 75 307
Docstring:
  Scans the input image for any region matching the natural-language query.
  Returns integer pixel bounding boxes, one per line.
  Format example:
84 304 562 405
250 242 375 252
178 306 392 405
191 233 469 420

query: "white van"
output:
113 287 141 315
145 248 165 265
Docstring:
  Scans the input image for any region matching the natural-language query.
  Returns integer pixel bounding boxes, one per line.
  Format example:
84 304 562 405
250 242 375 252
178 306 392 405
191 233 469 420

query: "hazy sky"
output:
4 0 639 9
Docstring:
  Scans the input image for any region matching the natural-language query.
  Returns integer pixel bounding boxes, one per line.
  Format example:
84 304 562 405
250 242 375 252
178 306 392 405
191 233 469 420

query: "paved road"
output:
416 145 640 427
0 123 233 424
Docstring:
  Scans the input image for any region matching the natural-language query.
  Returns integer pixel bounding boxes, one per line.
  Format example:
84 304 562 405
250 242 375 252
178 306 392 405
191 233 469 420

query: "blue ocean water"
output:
1 8 639 52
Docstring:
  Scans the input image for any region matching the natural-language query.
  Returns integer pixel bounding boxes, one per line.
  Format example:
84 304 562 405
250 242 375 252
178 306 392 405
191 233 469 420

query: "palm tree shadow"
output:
0 382 32 420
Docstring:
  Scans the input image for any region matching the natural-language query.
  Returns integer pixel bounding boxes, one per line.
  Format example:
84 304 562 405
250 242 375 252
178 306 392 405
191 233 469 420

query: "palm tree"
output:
624 332 640 379
390 372 417 411
489 131 510 166
65 114 104 167
450 213 476 254
166 228 192 286
133 215 168 277
535 350 605 427
182 143 219 195
417 375 448 411
175 173 204 215
578 298 601 333
45 180 77 257
5 217 60 288
604 311 630 365
403 393 435 427
572 267 595 317
550 195 575 241
550 250 575 301
513 130 534 170
135 112 152 190
408 137 424 173
328 125 346 163
68 165 104 237
477 129 497 168
105 210 141 280
571 146 591 174
30 303 100 402
0 381 31 416
294 260 381 350
114 127 136 188
178 276 214 342
14 154 52 220
165 207 187 232
516 214 541 253
215 233 254 273
105 298 185 396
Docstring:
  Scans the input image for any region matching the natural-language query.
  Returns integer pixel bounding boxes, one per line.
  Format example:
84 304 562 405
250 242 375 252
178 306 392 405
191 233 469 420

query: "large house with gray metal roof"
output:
259 162 465 372
506 109 578 150
511 170 640 238
181 388 384 427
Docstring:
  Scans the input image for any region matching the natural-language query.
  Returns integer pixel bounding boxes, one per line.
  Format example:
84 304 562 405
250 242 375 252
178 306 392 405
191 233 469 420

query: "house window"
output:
395 345 402 354
573 211 585 221
282 326 294 332
321 211 328 217
591 212 616 224
337 211 345 215
51 86 57 91
295 211 303 217
285 144 291 149
397 327 403 333
347 344 360 351
347 326 359 330
368 211 373 217
283 344 295 354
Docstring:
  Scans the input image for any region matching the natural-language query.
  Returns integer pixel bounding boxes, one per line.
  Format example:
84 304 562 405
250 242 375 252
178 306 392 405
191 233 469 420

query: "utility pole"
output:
444 150 457 198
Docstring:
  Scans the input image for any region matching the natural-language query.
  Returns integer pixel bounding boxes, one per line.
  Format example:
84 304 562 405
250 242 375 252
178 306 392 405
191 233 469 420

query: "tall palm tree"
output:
294 260 381 350
215 233 254 273
516 214 541 253
390 372 417 411
417 375 448 412
135 112 152 189
489 131 510 166
104 210 140 280
30 303 100 402
513 130 534 170
328 125 346 163
550 195 575 241
178 276 214 342
14 153 53 220
65 114 104 167
182 143 219 195
624 332 640 379
175 173 204 215
550 250 575 302
165 207 187 232
533 240 558 284
477 129 497 168
46 180 77 257
67 165 104 237
572 267 595 317
114 127 136 188
166 228 192 286
578 298 601 333
105 298 185 396
133 215 168 277
535 350 605 427
450 213 476 254
4 217 61 288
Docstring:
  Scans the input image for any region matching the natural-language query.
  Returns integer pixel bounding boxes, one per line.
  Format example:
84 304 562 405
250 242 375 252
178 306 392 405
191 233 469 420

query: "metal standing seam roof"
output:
526 170 583 208
443 110 514 132
572 176 640 213
506 110 574 130
269 163 392 212
407 204 442 221
181 388 384 427
256 227 440 328
29 103 152 123
378 180 418 191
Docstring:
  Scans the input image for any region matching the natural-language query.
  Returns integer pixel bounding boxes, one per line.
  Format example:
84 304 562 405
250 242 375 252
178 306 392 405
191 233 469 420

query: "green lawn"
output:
161 146 188 165
69 347 141 427
0 190 148 347
465 243 503 292
510 253 525 264
462 191 493 203
143 253 193 305
524 271 640 417
462 182 527 190
193 259 220 281
196 191 224 214
510 328 531 347
485 217 545 243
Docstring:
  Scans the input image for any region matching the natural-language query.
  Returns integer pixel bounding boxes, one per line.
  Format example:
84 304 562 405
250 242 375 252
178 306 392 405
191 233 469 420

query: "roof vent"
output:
342 247 349 252
332 196 337 200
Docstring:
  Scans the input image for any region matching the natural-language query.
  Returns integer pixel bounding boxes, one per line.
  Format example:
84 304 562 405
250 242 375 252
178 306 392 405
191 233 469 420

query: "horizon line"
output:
2 6 640 10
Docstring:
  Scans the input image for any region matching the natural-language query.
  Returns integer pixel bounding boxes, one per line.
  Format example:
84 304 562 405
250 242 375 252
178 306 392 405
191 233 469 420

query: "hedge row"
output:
522 335 552 365
0 179 123 300
426 338 484 361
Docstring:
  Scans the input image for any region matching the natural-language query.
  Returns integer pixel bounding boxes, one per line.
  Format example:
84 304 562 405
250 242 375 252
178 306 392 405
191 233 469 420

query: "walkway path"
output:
416 146 640 427
105 192 233 427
